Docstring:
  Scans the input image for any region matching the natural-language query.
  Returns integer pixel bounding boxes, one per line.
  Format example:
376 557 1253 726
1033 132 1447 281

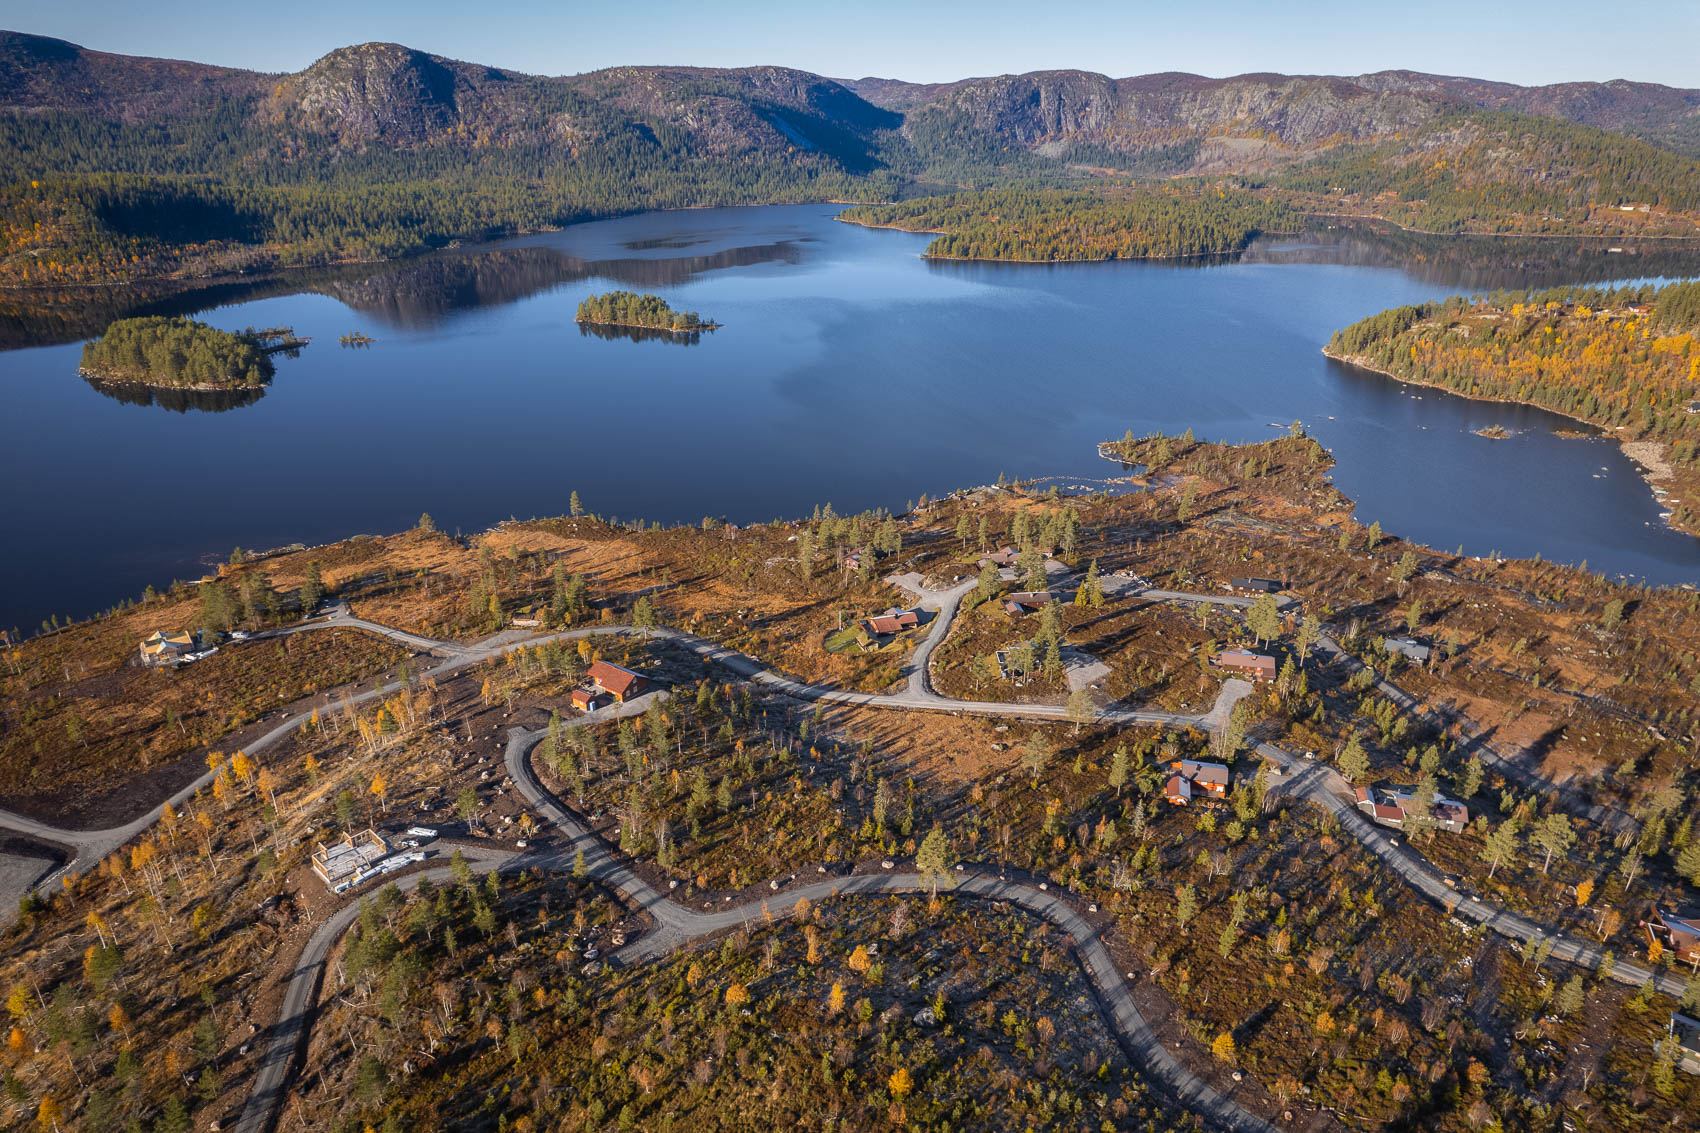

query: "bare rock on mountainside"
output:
281 42 495 143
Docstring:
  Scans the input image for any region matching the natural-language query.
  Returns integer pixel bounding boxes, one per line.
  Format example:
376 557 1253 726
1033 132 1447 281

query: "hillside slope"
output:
0 32 913 283
1326 281 1700 534
4 32 1699 285
842 67 1700 163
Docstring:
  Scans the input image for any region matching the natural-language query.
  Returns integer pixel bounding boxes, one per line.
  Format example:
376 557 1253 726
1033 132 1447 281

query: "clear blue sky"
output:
8 0 1698 87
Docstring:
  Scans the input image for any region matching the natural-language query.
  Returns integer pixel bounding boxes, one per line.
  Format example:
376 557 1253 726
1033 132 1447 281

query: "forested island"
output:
1327 280 1700 534
575 291 718 334
838 188 1298 261
78 316 275 389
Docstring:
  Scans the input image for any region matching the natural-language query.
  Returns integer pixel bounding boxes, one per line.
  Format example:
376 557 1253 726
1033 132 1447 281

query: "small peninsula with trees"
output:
838 188 1298 261
1327 280 1700 535
79 316 276 389
575 291 718 334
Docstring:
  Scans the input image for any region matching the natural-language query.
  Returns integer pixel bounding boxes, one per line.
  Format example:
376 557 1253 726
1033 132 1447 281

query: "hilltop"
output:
841 66 1700 163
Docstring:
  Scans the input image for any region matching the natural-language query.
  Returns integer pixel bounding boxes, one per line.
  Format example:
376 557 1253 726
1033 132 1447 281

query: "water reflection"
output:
576 322 708 346
83 378 266 413
3 202 1697 636
1241 220 1700 291
312 241 799 329
5 220 1696 353
0 238 803 349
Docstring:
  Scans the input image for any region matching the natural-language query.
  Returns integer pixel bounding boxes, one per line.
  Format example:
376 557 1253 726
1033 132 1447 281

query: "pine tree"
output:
299 561 324 617
1108 746 1129 797
1021 732 1050 785
1337 733 1370 784
1247 593 1281 646
1174 883 1197 933
633 595 657 638
1066 687 1093 733
1534 813 1576 873
1481 820 1518 878
916 824 954 897
1077 559 1104 608
1457 756 1484 800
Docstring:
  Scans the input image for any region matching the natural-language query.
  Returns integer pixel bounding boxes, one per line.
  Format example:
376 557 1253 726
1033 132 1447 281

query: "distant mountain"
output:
0 31 910 283
1350 69 1700 153
0 31 901 166
0 29 264 117
840 67 1700 165
1 30 1696 285
852 71 1441 173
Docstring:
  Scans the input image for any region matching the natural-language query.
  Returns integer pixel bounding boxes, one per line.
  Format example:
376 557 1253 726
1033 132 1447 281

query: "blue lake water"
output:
2 203 1697 632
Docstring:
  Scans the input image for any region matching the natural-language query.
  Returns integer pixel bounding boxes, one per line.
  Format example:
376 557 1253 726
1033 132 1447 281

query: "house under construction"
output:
310 828 389 892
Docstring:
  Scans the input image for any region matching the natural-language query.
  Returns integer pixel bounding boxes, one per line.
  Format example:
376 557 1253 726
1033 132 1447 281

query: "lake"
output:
2 204 1698 633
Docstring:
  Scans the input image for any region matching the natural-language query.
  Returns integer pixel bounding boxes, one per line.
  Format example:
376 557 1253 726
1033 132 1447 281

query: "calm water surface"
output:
3 204 1698 632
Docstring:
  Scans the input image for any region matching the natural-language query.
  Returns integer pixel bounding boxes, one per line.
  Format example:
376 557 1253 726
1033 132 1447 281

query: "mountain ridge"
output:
2 29 1698 286
5 29 1697 157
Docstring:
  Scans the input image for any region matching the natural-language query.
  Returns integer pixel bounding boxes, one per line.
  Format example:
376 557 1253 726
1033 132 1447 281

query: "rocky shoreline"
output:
77 366 267 393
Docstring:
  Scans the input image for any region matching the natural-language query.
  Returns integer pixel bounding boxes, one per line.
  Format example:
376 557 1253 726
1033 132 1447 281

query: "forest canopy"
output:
1280 110 1700 234
79 316 274 388
838 188 1297 261
1327 280 1700 531
575 292 715 333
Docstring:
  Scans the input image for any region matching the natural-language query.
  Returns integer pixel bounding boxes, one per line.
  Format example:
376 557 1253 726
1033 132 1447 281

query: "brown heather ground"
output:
0 433 1697 1130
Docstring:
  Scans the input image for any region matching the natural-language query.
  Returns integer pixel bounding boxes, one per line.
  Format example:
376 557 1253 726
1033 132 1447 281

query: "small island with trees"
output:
575 291 718 335
79 316 279 390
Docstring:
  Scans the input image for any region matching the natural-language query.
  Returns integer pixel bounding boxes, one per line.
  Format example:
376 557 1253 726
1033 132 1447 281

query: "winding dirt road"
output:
11 582 1672 1133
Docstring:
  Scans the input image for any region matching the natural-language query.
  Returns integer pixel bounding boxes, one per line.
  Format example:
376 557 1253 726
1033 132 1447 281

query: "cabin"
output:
979 546 1053 570
1645 909 1700 966
860 608 923 639
588 660 649 703
1002 591 1053 616
139 630 195 666
1669 1012 1700 1074
310 828 389 893
1163 759 1229 806
1214 650 1277 681
510 606 543 628
1384 636 1432 663
1230 577 1283 593
571 687 614 713
1354 785 1469 834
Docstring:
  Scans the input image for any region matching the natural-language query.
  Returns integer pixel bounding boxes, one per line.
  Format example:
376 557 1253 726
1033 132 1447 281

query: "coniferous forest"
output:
574 292 714 333
1328 280 1700 531
840 188 1298 261
78 315 274 388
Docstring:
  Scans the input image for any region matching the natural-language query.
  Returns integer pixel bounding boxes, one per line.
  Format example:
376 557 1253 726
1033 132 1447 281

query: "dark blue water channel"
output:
3 204 1698 633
